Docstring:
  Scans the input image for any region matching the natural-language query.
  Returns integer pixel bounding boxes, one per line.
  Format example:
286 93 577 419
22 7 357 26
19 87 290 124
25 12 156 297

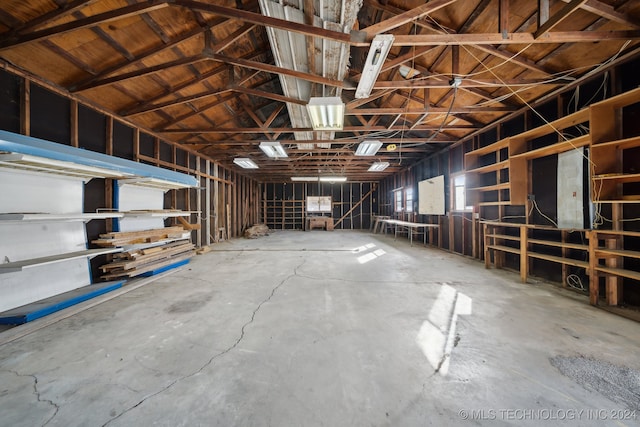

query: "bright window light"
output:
368 162 389 172
453 174 472 211
355 140 383 156
355 34 395 99
306 97 344 130
406 188 414 212
259 141 288 158
233 158 258 169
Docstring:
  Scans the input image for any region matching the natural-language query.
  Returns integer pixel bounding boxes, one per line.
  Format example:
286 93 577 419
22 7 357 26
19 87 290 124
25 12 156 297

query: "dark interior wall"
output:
79 105 106 153
0 70 20 133
30 83 70 145
262 182 377 230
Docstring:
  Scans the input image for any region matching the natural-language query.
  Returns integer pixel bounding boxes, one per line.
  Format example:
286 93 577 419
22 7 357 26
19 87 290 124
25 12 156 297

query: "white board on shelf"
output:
418 175 445 215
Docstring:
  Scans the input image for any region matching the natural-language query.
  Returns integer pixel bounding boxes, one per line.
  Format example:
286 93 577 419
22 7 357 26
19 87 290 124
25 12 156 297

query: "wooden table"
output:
306 216 334 231
379 219 439 246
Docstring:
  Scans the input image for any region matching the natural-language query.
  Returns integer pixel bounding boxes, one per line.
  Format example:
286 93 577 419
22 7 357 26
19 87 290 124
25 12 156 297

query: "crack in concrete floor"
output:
101 257 306 426
2 369 59 426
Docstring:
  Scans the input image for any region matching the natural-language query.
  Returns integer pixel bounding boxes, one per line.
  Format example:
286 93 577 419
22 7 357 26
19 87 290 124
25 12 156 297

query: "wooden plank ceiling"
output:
1 0 639 182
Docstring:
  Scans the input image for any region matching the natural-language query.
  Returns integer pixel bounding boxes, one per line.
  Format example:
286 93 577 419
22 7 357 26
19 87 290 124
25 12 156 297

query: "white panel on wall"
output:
557 148 584 229
117 185 165 211
418 175 445 215
307 196 332 213
0 222 86 262
0 259 90 312
0 168 83 214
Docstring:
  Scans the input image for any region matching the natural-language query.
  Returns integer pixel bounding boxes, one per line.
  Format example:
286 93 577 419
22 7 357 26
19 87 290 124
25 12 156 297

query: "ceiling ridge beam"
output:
392 30 640 45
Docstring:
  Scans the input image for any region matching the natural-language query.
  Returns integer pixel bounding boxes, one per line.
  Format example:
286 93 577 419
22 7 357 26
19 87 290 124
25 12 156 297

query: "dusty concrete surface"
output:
0 230 639 427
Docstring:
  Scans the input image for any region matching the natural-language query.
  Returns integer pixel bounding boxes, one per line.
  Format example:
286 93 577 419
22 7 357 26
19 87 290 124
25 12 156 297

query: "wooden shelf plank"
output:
590 135 640 150
591 87 640 109
592 172 640 183
479 201 513 206
468 182 510 192
0 248 122 273
593 198 640 204
591 229 640 238
487 244 521 255
486 233 521 241
595 266 640 281
528 238 588 250
510 135 590 160
528 251 589 268
465 138 510 157
595 248 640 260
122 210 196 218
511 109 590 141
466 160 509 174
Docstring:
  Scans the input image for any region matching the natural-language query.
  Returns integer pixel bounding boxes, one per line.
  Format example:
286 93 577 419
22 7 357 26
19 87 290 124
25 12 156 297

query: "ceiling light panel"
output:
259 141 288 158
368 162 390 172
233 158 259 169
319 176 347 182
306 97 344 131
355 140 383 156
355 34 395 99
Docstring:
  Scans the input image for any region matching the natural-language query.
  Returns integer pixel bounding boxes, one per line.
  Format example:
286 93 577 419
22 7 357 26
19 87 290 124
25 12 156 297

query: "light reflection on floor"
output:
416 283 472 376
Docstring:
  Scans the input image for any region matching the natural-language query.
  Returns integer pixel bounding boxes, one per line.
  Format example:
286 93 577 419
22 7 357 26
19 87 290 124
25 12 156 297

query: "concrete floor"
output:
0 230 639 427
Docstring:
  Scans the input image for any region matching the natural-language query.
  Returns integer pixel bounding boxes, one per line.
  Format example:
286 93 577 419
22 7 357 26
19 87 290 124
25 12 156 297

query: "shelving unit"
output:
263 199 305 230
0 130 198 316
483 222 590 285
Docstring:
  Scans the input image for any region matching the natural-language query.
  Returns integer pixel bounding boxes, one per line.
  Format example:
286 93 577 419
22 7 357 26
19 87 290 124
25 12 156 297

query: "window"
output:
453 174 471 211
405 188 413 212
395 190 403 212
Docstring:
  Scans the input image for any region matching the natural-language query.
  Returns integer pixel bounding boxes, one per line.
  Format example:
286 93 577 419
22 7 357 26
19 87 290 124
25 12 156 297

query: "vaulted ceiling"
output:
1 0 639 181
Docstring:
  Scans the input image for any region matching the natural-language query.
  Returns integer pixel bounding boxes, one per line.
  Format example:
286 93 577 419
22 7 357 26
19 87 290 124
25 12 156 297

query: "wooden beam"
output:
393 30 640 45
0 1 171 51
363 0 458 39
205 51 353 89
122 87 233 116
72 55 208 92
373 78 569 89
70 100 79 147
68 17 227 91
176 0 366 44
534 0 589 38
563 0 640 29
160 124 478 134
347 106 515 114
231 86 307 106
499 0 509 36
20 79 30 136
10 0 99 35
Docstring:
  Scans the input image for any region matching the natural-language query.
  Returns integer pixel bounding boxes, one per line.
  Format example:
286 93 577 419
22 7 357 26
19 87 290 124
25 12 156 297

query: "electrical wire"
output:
567 274 586 292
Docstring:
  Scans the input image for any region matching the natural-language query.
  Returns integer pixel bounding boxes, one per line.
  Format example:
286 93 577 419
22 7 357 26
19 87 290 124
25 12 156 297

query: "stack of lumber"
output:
92 226 186 247
99 240 194 279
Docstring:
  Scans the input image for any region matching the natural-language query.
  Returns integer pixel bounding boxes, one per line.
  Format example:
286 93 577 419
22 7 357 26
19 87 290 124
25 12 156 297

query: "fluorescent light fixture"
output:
355 34 395 99
233 158 258 169
259 141 288 158
368 162 390 172
319 176 347 182
291 176 319 182
450 76 463 88
399 65 420 79
355 140 383 156
306 97 344 130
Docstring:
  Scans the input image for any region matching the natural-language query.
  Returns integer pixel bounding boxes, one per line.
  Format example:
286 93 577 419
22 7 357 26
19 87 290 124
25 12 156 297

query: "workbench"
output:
306 216 334 231
377 219 439 246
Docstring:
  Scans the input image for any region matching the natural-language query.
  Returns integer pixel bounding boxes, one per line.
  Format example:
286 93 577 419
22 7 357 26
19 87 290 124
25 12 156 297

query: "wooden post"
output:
20 79 30 136
105 117 113 232
606 203 623 305
484 223 491 269
70 100 78 147
205 159 211 246
587 230 599 305
196 157 202 248
520 225 528 283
